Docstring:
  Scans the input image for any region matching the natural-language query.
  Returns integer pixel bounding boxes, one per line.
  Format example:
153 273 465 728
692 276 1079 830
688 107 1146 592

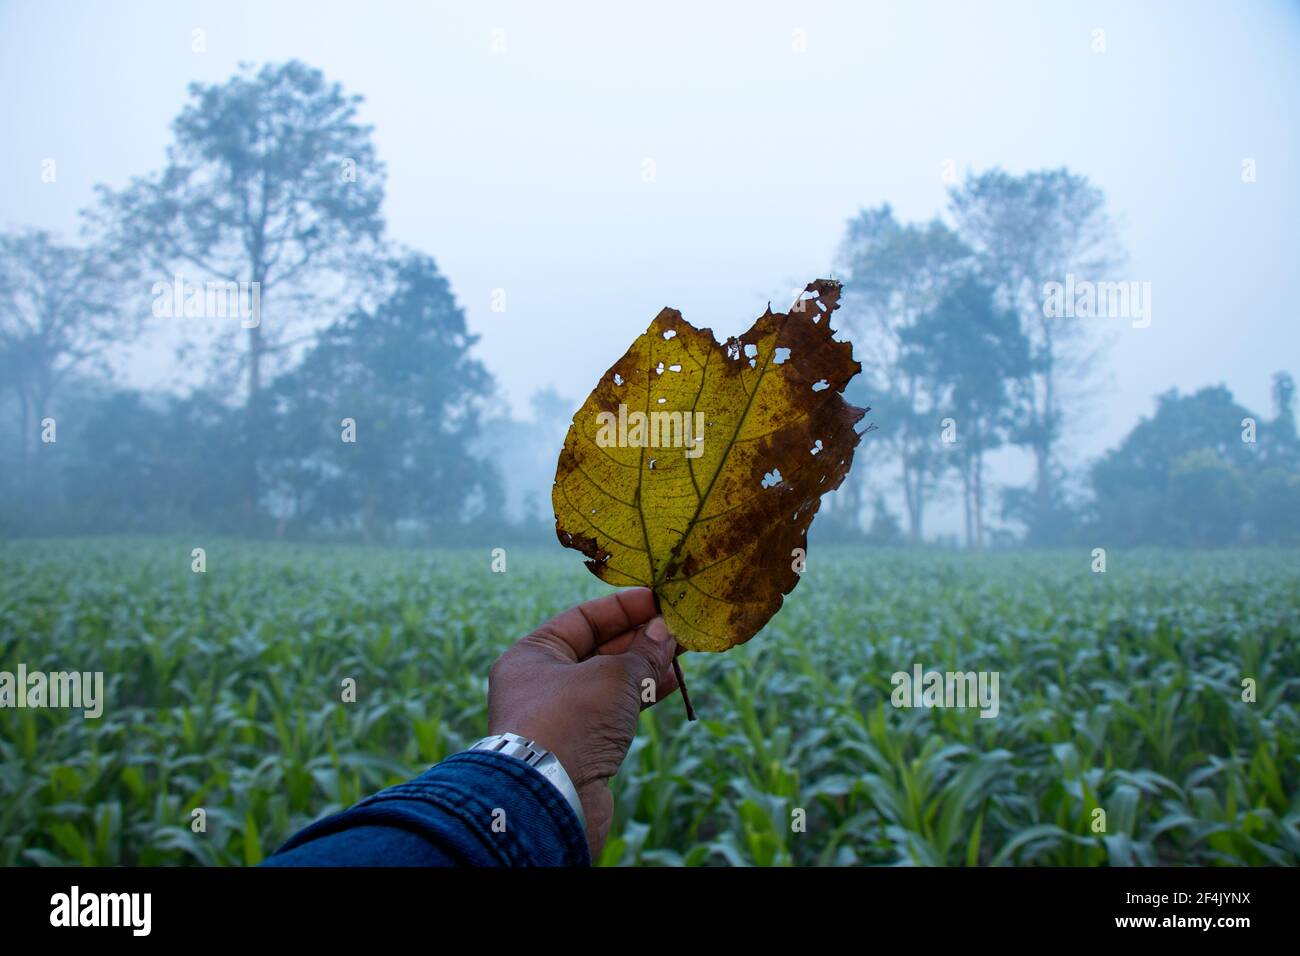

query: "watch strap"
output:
467 732 587 834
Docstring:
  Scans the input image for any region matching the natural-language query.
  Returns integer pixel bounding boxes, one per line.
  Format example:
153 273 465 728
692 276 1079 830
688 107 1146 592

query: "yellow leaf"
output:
553 279 868 651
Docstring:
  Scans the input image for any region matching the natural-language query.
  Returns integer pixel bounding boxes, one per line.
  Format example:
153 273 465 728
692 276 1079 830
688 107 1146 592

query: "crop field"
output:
1 538 1297 866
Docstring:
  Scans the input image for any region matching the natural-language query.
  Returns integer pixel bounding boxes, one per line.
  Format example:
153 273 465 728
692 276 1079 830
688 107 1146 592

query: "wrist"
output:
467 732 587 834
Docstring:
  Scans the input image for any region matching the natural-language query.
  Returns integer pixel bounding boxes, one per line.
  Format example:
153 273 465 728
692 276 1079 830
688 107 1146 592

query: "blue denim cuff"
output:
269 750 590 867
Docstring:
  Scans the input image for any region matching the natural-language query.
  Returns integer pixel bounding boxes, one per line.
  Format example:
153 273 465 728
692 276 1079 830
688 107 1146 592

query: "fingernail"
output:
646 616 670 643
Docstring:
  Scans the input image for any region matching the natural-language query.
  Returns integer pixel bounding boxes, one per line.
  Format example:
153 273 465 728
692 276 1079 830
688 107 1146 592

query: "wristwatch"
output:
467 732 587 832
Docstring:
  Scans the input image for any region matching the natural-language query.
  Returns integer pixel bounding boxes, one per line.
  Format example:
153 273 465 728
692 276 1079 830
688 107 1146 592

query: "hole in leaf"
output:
761 468 783 488
668 364 682 372
811 379 829 392
744 343 758 359
656 361 665 375
663 329 677 340
657 397 666 404
773 347 791 364
648 458 657 469
810 439 823 455
613 373 624 386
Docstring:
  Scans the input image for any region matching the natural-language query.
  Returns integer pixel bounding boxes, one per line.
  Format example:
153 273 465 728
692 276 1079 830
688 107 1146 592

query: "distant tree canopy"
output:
1090 380 1300 546
829 167 1298 550
63 391 247 531
0 59 1294 550
901 275 1032 548
836 168 1122 547
949 168 1118 541
0 228 135 472
92 60 386 403
0 61 503 542
263 252 500 541
838 204 972 542
2 252 502 541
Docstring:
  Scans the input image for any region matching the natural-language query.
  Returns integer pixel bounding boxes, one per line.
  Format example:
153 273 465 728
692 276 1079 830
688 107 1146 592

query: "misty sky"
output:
3 0 1298 504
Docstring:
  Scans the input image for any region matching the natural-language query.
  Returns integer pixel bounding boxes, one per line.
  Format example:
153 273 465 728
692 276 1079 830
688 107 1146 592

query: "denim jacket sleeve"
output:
260 750 591 867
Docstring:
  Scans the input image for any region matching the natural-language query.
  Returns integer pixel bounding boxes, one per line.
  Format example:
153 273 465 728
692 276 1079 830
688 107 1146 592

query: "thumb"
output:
619 616 677 689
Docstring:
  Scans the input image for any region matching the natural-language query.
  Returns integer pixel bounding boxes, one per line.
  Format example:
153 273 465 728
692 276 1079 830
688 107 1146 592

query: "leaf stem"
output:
673 656 696 721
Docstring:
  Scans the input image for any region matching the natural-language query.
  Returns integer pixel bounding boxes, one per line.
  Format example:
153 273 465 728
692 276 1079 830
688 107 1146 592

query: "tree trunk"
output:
840 469 865 535
1036 342 1056 523
16 383 32 467
247 320 263 399
961 454 974 549
903 454 925 543
902 457 917 543
241 272 266 525
22 364 54 510
1033 441 1050 531
902 375 924 543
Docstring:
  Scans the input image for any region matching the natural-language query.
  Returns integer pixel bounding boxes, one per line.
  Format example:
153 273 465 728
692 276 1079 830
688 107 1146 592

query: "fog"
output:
2 0 1298 544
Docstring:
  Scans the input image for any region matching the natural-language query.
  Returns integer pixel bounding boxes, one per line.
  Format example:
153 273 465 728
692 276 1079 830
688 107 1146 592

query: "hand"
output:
487 587 680 858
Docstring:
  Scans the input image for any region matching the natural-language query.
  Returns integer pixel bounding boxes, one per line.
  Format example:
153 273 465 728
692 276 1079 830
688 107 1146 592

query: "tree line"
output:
830 177 1298 548
2 60 1296 547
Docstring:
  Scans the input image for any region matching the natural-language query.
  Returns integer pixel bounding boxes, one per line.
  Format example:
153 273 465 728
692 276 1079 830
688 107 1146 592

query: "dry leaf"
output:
553 279 867 652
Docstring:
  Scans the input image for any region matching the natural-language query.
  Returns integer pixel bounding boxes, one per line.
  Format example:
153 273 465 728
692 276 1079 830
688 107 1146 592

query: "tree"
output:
1269 371 1297 450
1252 371 1300 544
865 493 904 545
838 204 972 540
264 252 499 540
476 386 577 527
62 390 246 531
91 60 386 403
949 169 1119 541
1251 468 1300 545
1090 386 1258 546
0 228 131 469
901 275 1032 548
